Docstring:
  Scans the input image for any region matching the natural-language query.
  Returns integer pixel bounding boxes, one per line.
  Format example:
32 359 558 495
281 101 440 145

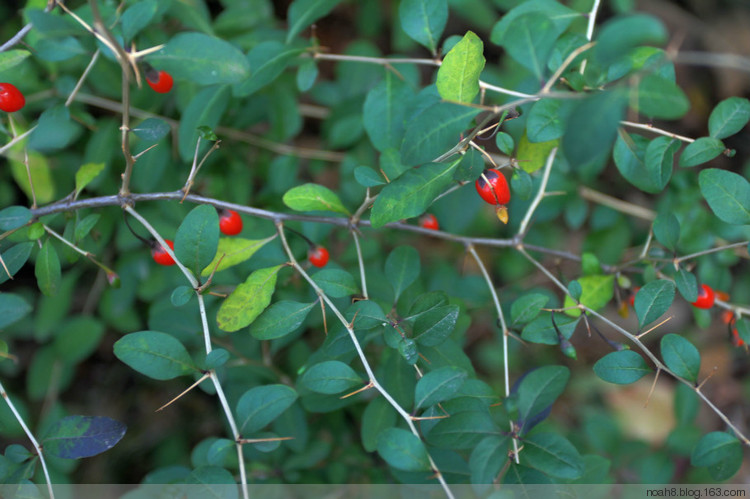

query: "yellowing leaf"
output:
217 265 282 332
201 235 276 276
516 132 558 173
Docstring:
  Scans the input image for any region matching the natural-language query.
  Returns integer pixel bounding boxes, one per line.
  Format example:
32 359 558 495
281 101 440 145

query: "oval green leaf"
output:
35 239 61 297
385 245 420 303
660 333 700 383
0 206 32 231
634 279 675 329
300 360 362 394
282 183 349 214
376 427 430 472
593 350 652 385
311 269 358 298
699 168 750 225
398 0 448 55
520 432 584 480
708 97 750 139
436 31 485 103
174 204 219 277
113 331 196 380
249 300 316 340
678 137 725 167
415 366 468 409
236 384 298 434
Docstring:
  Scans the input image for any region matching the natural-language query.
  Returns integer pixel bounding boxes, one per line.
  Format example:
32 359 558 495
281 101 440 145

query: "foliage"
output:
0 0 749 494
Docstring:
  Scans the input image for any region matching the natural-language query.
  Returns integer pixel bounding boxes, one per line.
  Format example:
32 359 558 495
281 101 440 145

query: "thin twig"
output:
620 120 695 144
517 147 557 237
579 0 602 75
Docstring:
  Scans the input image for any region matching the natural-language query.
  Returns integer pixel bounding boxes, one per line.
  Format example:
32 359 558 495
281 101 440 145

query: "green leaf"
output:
436 31 485 103
398 0 448 55
563 274 614 317
376 428 430 472
74 163 105 198
567 280 582 301
27 9 82 37
0 50 30 72
283 183 349 214
35 239 61 297
311 269 358 298
675 268 698 303
385 246 420 303
634 279 675 329
54 316 105 364
354 166 386 187
363 71 414 151
370 159 461 228
0 242 33 285
113 331 196 380
217 265 282 332
425 410 498 449
249 301 316 340
527 99 572 143
132 118 171 142
10 151 55 204
490 0 576 47
414 366 468 409
501 12 558 80
236 384 298 434
520 432 584 480
691 432 743 468
613 130 653 192
699 169 750 225
361 398 398 452
634 75 690 120
28 105 81 152
42 416 126 459
286 0 343 43
413 305 459 347
679 137 725 167
517 366 570 424
0 293 32 329
511 293 549 326
146 32 250 85
300 360 362 394
495 131 514 155
708 97 750 139
652 212 680 251
643 136 679 191
178 85 231 161
470 436 509 485
121 0 158 42
174 204 219 277
562 90 627 168
660 334 700 383
35 36 86 62
400 102 479 165
594 14 667 66
0 206 32 231
170 286 193 307
235 41 303 97
593 350 652 384
201 235 275 276
521 314 579 345
205 349 230 369
297 59 318 91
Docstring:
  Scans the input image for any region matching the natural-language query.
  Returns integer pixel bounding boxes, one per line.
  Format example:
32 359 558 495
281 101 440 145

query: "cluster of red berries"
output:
475 168 511 223
0 83 25 113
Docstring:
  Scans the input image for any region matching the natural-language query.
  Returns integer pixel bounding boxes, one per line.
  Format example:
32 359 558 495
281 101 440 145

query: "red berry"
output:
219 209 243 236
308 246 329 268
691 284 715 309
146 70 174 93
721 310 735 325
628 287 640 308
732 328 745 347
0 83 25 112
151 239 176 266
475 169 510 205
419 214 439 230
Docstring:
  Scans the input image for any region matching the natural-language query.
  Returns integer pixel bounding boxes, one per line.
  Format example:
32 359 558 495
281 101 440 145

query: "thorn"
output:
339 381 373 399
347 309 360 330
237 436 294 445
320 296 328 335
637 316 673 339
696 366 718 392
411 414 450 421
644 368 661 408
156 372 211 412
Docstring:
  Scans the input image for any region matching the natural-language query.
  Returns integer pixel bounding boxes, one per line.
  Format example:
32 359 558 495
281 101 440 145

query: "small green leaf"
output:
74 163 105 198
490 0 576 47
414 366 468 409
567 280 582 301
691 432 742 468
660 334 700 383
517 365 570 424
35 239 61 297
217 265 282 332
563 275 614 317
699 169 750 225
562 90 627 168
300 360 362 394
178 85 231 161
501 12 558 80
708 97 750 139
53 316 105 364
511 168 533 200
675 268 698 303
74 214 100 242
370 158 461 228
594 14 667 66
170 286 193 307
398 0 448 55
283 183 349 215
385 246 420 303
249 301 316 340
470 436 509 485
413 305 459 347
0 206 32 231
311 269 358 298
495 132 514 155
400 102 479 166
511 293 549 326
425 410 498 449
593 350 652 384
42 416 126 459
113 331 197 380
353 166 386 187
361 398 398 452
0 242 33 285
0 49 31 72
376 428 430 471
205 349 230 369
146 32 250 84
436 31 485 103
363 71 415 151
634 279 675 329
296 59 318 91
201 235 275 276
174 204 219 277
679 137 725 167
521 314 579 345
634 75 690 120
28 105 81 152
652 212 680 251
121 0 158 42
0 293 32 329
643 136 679 191
236 384 298 434
132 118 171 142
520 432 584 480
527 99 572 143
235 41 303 97
286 0 343 43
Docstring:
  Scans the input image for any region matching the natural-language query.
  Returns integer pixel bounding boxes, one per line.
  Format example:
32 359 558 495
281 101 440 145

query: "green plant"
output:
1 0 749 497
